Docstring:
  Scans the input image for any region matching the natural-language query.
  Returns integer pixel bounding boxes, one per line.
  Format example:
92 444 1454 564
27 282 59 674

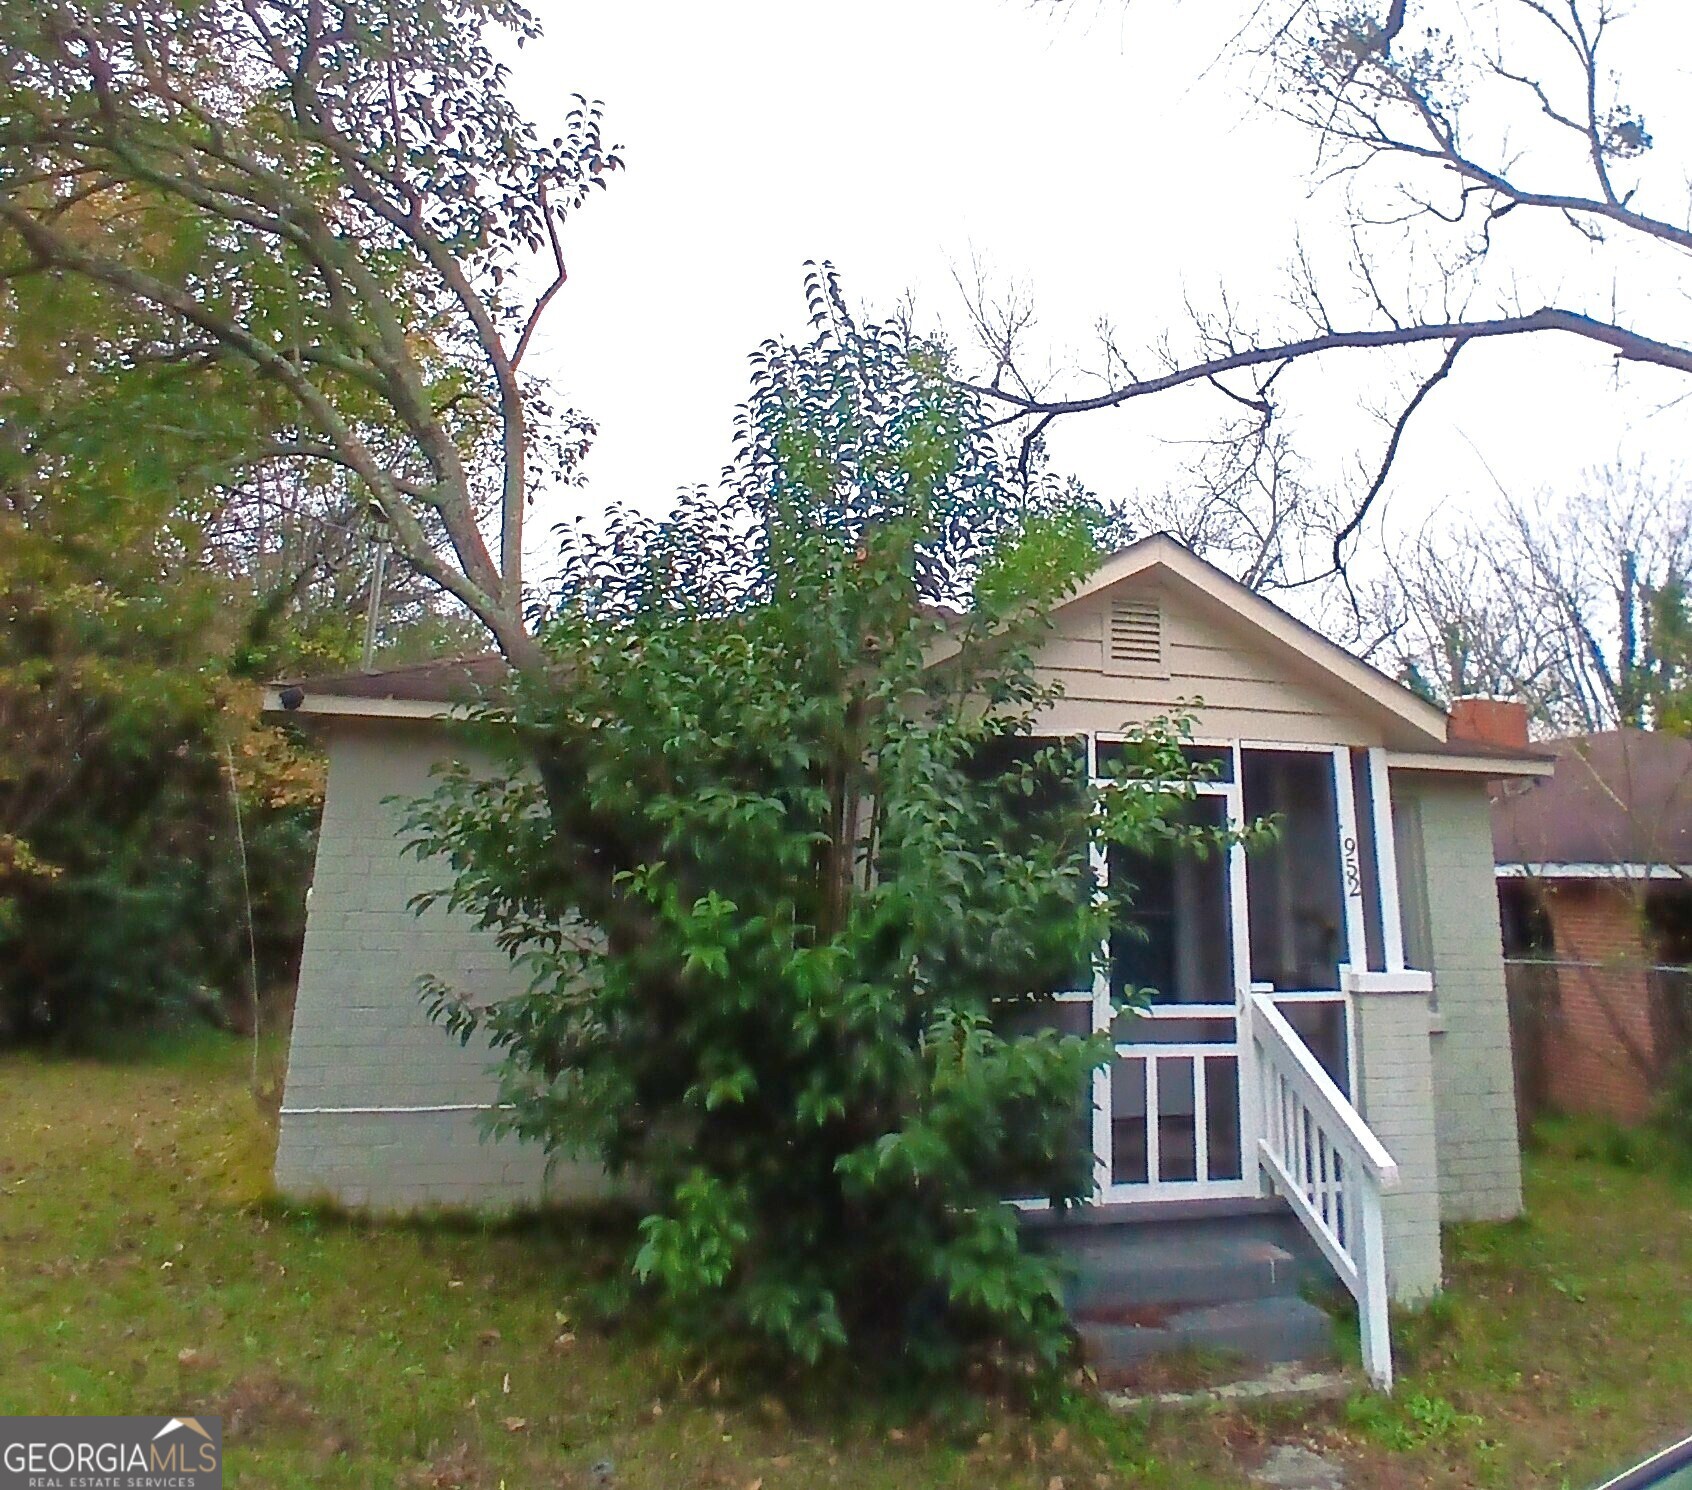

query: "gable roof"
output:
1049 534 1453 746
1493 729 1692 873
261 534 1545 775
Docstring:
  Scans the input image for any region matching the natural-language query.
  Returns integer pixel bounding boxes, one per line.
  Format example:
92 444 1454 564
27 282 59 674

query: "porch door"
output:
1237 745 1367 1099
1098 775 1252 1202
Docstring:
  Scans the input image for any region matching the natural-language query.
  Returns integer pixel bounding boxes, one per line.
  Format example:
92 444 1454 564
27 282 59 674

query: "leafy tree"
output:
0 195 446 1041
1651 581 1692 737
0 241 292 1038
405 285 1226 1380
0 0 618 668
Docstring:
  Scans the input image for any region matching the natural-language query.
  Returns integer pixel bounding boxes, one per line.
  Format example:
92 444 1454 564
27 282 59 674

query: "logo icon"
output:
1 1415 222 1488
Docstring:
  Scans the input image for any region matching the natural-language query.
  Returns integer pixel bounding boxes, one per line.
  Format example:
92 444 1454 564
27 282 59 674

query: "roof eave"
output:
1385 749 1555 777
260 686 464 721
1497 861 1692 880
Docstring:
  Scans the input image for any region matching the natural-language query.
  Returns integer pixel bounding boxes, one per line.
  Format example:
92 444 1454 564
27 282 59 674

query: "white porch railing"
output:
1246 992 1401 1391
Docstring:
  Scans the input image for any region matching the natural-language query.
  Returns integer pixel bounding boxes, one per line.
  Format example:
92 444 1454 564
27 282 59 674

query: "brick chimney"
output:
1448 694 1529 749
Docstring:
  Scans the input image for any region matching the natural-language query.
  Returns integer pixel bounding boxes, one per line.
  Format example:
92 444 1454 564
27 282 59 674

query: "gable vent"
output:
1106 595 1164 672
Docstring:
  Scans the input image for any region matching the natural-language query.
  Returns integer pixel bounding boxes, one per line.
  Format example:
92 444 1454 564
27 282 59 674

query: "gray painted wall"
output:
1352 988 1443 1301
1397 773 1526 1223
275 719 606 1211
277 720 1523 1265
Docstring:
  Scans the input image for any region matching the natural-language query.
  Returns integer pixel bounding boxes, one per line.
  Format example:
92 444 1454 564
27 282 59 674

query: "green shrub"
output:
406 285 1219 1384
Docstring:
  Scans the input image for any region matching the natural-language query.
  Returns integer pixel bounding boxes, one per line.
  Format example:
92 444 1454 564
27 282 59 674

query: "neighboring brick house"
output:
1492 728 1692 1123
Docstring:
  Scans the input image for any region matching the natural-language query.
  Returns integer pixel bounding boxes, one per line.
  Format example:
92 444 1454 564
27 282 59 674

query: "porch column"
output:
1346 971 1443 1303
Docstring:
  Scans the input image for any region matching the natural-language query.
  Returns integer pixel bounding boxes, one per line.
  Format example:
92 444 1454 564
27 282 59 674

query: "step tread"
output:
1077 1294 1336 1375
1038 1213 1331 1309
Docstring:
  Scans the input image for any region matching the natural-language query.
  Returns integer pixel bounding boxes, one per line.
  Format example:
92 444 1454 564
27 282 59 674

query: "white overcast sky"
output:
507 0 1692 577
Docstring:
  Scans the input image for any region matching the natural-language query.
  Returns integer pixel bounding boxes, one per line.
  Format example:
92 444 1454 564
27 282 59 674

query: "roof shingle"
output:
1492 729 1692 868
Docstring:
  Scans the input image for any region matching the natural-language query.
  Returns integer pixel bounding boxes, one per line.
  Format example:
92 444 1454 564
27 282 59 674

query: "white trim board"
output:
262 686 465 721
1496 862 1692 881
1385 749 1552 778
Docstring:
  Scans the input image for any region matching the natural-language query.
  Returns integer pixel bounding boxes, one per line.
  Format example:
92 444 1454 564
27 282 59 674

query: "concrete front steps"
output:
1024 1200 1340 1386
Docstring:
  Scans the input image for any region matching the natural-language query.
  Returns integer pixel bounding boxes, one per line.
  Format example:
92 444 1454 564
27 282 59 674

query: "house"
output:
264 535 1549 1389
1493 728 1692 1123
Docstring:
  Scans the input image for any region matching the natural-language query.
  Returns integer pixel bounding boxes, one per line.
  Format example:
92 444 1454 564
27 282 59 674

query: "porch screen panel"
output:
1110 1053 1150 1185
1278 1000 1351 1099
1107 795 1233 1006
1241 750 1346 990
1095 741 1233 782
1203 1054 1243 1180
1156 1059 1198 1182
1349 749 1387 973
966 732 1091 996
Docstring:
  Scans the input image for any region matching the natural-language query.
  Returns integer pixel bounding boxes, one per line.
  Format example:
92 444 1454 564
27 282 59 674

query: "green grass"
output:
0 1032 1215 1489
1322 1116 1692 1489
1 1036 1688 1489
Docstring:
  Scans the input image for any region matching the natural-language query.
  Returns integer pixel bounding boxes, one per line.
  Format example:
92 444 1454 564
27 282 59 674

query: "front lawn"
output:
0 1033 1686 1488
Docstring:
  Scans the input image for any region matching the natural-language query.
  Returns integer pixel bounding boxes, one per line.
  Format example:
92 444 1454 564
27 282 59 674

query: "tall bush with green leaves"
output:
406 280 1224 1381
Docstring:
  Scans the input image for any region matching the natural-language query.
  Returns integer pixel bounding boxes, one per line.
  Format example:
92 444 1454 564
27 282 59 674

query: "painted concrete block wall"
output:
275 719 608 1211
1352 990 1442 1301
1401 775 1526 1222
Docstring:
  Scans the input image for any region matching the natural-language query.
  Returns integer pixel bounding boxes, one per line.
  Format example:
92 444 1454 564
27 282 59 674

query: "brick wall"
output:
275 718 611 1211
1536 882 1657 1123
1398 775 1525 1223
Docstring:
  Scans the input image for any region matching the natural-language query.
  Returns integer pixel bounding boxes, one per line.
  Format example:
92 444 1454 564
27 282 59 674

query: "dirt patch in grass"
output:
2 1036 1688 1489
219 1369 321 1440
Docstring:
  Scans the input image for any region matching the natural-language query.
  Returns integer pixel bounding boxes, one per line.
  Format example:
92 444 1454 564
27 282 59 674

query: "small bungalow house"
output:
1494 728 1692 1123
265 535 1547 1388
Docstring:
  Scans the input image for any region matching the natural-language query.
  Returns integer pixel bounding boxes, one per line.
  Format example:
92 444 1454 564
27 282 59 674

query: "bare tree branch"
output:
966 305 1692 418
1330 335 1465 573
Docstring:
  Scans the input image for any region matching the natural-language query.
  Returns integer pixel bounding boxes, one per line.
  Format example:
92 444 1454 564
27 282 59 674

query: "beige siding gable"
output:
1033 577 1390 746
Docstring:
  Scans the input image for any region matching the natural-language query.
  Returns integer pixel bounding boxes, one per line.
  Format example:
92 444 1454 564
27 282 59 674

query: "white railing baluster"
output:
1246 992 1400 1392
1338 1163 1351 1252
1334 1158 1347 1251
1194 1055 1209 1183
1281 1076 1294 1176
1144 1055 1160 1186
1358 1182 1391 1390
1301 1108 1315 1197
